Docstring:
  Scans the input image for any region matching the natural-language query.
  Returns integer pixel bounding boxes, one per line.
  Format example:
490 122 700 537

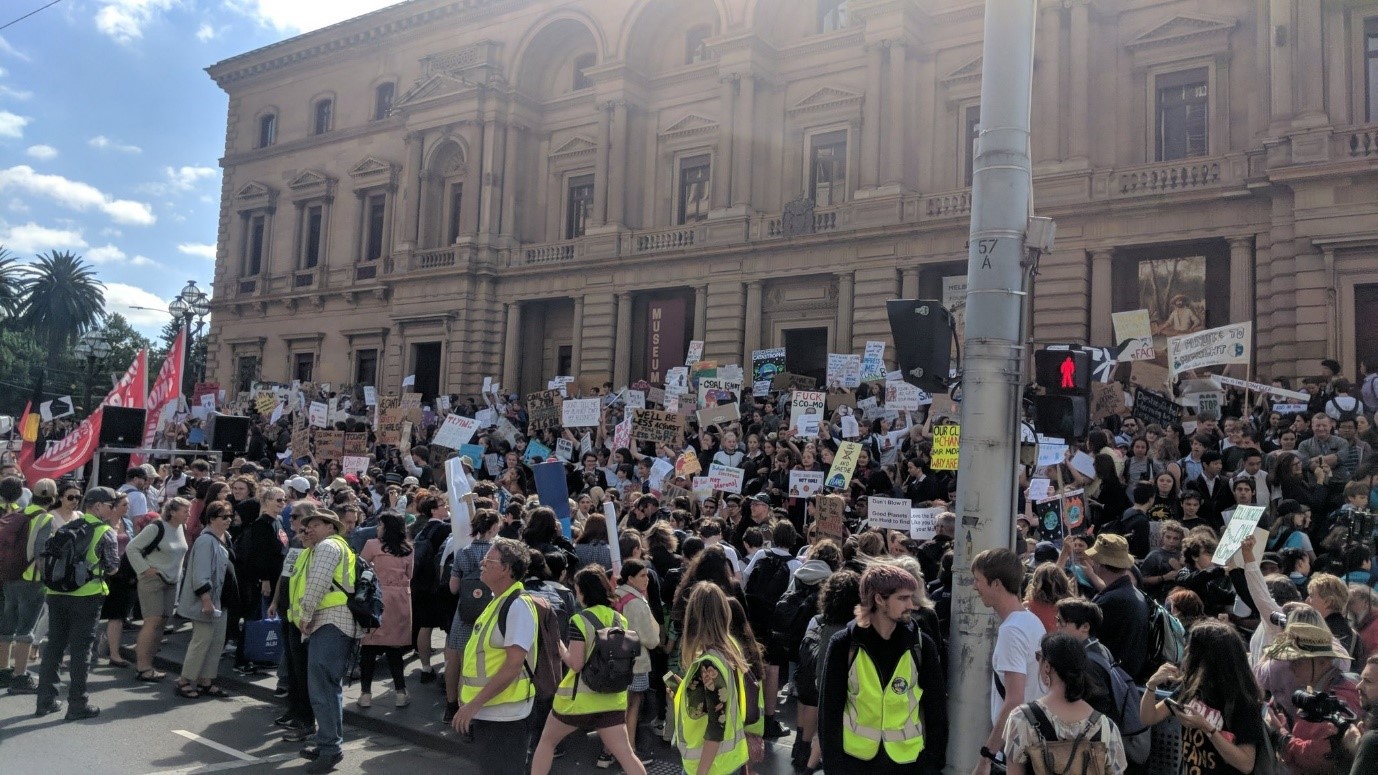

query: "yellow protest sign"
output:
825 441 862 489
931 424 960 471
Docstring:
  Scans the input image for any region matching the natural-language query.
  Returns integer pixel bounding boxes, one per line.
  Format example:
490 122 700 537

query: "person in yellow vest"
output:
669 581 751 775
0 477 58 695
34 486 123 721
818 561 948 775
451 536 539 775
530 564 648 775
287 510 360 774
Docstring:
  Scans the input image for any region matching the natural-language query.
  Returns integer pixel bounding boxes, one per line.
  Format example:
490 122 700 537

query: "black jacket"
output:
237 513 285 586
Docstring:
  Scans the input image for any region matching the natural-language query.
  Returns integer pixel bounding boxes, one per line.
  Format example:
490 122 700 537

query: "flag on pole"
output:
23 350 147 482
16 401 37 476
137 328 185 462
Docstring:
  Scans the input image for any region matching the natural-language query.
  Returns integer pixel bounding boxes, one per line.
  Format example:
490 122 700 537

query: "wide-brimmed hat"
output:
301 509 344 533
1265 622 1350 661
1085 534 1135 570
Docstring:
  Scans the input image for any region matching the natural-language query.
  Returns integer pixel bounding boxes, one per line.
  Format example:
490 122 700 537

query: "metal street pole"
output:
947 1 1039 773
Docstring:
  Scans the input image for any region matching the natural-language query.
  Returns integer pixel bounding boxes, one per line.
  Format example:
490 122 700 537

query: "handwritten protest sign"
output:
625 390 646 410
861 341 887 383
555 438 575 461
307 401 329 428
561 398 602 428
771 372 817 392
685 340 704 366
1112 310 1155 362
790 390 826 432
315 429 344 459
1168 322 1251 378
376 413 403 445
789 471 823 498
707 464 745 494
696 403 740 429
400 392 423 423
885 381 927 411
1213 505 1266 565
825 441 862 489
613 415 633 450
1132 388 1181 428
826 353 862 389
343 432 370 456
527 390 563 432
815 494 847 539
675 449 702 477
931 425 960 471
698 378 740 409
751 348 786 398
342 456 369 477
525 441 552 462
290 420 309 459
1211 375 1309 402
632 409 683 444
363 386 377 406
1090 382 1126 421
432 414 479 449
867 497 912 531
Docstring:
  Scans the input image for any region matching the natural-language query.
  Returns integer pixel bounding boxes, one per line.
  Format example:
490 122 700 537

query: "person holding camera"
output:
1260 621 1362 774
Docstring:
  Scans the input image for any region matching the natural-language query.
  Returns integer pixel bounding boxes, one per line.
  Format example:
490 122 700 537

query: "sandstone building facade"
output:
205 0 1378 401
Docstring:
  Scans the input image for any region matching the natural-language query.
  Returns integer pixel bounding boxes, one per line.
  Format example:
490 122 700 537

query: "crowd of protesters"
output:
1 355 1377 774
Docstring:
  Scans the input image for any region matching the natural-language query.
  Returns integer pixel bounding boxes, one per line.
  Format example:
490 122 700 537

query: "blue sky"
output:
0 0 398 337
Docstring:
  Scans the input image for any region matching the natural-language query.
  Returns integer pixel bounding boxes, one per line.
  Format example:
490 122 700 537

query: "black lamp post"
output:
73 328 112 416
168 280 211 395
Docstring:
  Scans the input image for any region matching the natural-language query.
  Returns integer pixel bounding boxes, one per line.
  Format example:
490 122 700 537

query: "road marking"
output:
171 730 258 761
149 738 373 774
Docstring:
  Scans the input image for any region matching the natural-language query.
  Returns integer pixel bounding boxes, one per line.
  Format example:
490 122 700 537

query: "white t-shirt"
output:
473 593 538 722
990 609 1046 724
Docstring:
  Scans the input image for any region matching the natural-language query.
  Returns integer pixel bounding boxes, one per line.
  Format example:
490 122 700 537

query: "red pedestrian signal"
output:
1059 355 1076 389
1035 349 1090 395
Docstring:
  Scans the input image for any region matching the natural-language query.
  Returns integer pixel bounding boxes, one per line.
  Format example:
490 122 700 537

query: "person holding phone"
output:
1140 620 1266 775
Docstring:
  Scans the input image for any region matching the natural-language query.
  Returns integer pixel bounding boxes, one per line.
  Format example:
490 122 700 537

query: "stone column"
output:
714 77 736 207
401 132 425 247
861 44 883 189
608 102 628 226
500 122 519 236
1228 237 1255 324
1268 0 1294 126
732 77 755 208
593 103 611 226
570 295 585 372
1294 0 1327 125
1067 1 1090 164
885 42 907 187
613 292 632 387
501 301 522 390
836 272 855 352
901 267 920 300
744 281 763 357
693 285 708 340
1089 250 1114 346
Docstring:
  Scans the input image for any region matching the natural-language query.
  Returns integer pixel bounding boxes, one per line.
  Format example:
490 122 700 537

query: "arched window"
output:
257 113 277 148
373 82 395 121
818 0 850 33
685 25 712 65
312 98 334 135
573 53 596 91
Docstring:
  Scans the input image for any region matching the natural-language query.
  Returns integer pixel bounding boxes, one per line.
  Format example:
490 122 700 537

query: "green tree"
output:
0 247 22 326
17 251 106 371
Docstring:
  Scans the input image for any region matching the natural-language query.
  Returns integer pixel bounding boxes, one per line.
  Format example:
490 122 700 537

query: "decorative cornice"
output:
1126 13 1237 52
940 54 982 87
234 181 277 210
659 113 720 140
787 86 865 116
550 135 598 160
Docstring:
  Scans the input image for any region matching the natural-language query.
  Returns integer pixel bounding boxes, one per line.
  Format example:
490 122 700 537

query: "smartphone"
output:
1164 698 1185 715
664 672 683 693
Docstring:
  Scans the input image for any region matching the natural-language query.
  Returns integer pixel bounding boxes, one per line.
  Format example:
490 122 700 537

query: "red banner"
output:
645 297 686 385
139 328 185 455
22 350 146 483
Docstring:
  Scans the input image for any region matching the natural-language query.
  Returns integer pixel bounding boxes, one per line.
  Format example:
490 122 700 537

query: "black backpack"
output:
333 550 384 631
42 519 105 594
572 609 639 695
770 583 819 662
744 551 793 636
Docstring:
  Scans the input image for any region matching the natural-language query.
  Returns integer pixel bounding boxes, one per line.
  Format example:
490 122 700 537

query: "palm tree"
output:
17 251 106 370
0 247 23 327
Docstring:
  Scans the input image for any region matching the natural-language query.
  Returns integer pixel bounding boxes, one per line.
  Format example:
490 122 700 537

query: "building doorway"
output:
784 327 828 386
1356 284 1378 374
410 342 442 402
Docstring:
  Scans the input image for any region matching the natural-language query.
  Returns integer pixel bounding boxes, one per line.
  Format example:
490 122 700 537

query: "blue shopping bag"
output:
244 601 283 664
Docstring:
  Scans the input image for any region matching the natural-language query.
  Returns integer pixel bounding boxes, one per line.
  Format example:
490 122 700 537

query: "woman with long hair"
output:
573 513 613 573
358 512 413 709
130 496 192 681
1140 620 1265 774
671 582 751 775
1002 632 1127 775
530 565 647 775
1023 563 1075 634
442 507 503 725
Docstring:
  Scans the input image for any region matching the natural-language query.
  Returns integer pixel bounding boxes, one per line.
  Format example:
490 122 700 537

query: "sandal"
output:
176 682 201 699
107 659 131 668
135 669 165 682
199 685 229 698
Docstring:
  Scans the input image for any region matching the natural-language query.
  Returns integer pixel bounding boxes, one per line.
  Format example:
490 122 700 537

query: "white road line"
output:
148 738 374 774
171 730 259 762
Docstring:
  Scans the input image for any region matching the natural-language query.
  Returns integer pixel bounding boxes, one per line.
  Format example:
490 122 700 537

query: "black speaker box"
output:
207 413 250 456
95 452 132 489
887 299 955 393
100 406 147 448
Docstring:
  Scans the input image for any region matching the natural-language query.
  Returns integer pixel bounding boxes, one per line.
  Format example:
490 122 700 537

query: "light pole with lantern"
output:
168 280 211 396
73 328 112 417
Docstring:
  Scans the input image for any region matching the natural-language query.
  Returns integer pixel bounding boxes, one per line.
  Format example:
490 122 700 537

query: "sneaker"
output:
762 716 790 739
596 752 615 769
303 751 343 774
394 691 409 708
273 686 289 698
302 745 321 760
35 699 63 717
65 704 101 721
357 692 371 709
273 712 296 727
281 722 313 743
234 664 259 676
416 668 436 684
7 674 38 694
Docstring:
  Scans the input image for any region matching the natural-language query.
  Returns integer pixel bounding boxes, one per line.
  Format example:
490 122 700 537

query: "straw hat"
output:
1085 533 1135 570
1264 622 1351 662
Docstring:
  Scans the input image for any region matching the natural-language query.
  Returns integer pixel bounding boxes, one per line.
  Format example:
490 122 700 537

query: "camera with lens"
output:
1293 689 1358 730
1332 509 1378 546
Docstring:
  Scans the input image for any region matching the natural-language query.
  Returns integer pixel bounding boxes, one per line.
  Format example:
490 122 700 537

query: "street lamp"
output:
169 280 211 394
74 328 112 416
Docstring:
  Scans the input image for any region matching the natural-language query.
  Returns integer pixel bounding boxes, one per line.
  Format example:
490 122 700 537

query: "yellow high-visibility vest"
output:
553 605 628 716
674 650 749 775
841 644 926 763
287 534 352 625
460 582 537 712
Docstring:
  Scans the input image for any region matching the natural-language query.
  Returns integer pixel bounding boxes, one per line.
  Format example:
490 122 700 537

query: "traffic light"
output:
1034 349 1090 395
1032 348 1090 440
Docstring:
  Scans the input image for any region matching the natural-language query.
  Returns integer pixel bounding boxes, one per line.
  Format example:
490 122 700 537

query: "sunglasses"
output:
63 494 80 502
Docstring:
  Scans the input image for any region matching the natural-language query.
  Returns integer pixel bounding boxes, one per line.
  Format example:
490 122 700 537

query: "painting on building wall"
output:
1139 257 1206 359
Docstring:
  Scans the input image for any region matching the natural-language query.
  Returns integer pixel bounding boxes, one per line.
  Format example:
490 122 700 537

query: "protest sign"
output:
1036 437 1066 468
493 418 521 446
826 353 862 389
931 425 960 471
625 390 646 410
483 454 501 476
632 409 683 444
458 443 485 465
1211 375 1309 402
840 414 860 438
343 432 370 456
911 506 945 540
475 408 497 427
1212 505 1266 565
649 458 675 491
255 391 277 416
1090 382 1126 421
691 477 713 502
675 449 702 477
290 420 310 459
826 389 857 412
315 429 344 459
362 386 377 406
790 390 826 431
1132 388 1182 428
527 390 563 432
708 464 745 494
696 403 740 429
525 441 552 462
861 341 887 382
561 398 602 428
751 348 786 398
815 494 847 539
867 497 912 531
698 377 740 409
789 470 823 498
1069 451 1097 479
685 340 704 366
794 414 820 438
533 461 572 538
432 414 479 449
342 456 369 477
1032 496 1066 541
400 393 423 423
555 438 575 462
1168 322 1252 378
825 441 862 489
1027 478 1052 502
1274 402 1309 415
613 415 633 450
1062 490 1087 531
884 381 924 411
1111 310 1156 362
444 457 474 555
856 396 879 420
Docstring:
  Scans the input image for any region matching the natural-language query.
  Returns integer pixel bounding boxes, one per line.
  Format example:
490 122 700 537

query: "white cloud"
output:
130 255 159 267
141 165 218 196
0 165 156 226
88 135 142 154
0 222 88 255
25 145 57 161
0 85 32 101
86 244 128 264
0 111 29 139
104 282 173 329
95 0 181 44
177 242 217 260
228 0 398 33
195 23 217 42
0 35 30 62
8 199 28 214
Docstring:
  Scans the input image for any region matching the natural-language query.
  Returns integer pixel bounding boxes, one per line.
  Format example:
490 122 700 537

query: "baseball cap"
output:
83 487 127 508
750 492 772 508
284 475 311 494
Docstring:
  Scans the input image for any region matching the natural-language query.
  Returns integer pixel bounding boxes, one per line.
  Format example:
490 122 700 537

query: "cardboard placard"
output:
826 389 857 412
376 412 403 446
527 390 564 432
771 372 817 392
696 403 741 429
632 409 683 444
825 441 862 489
1111 310 1156 362
315 429 345 459
343 432 370 456
931 425 960 471
675 449 702 477
561 398 603 428
815 494 847 539
290 420 310 459
1090 382 1127 421
362 386 377 406
400 392 424 423
1212 505 1267 565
